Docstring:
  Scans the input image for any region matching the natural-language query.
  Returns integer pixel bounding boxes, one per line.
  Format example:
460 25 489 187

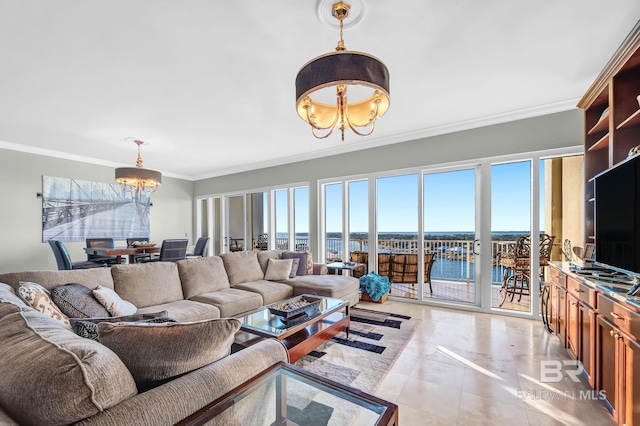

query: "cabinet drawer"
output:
567 277 595 307
598 294 640 341
550 267 566 288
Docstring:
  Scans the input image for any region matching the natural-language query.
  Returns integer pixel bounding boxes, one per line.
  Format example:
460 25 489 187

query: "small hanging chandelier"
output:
295 1 390 141
115 139 162 194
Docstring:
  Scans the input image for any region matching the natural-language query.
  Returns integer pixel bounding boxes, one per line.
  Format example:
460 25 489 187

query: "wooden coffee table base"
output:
235 308 350 363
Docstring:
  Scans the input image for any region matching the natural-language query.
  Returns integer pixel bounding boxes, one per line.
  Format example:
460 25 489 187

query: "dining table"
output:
84 246 161 264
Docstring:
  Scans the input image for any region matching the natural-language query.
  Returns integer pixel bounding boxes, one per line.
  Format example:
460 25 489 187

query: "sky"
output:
318 160 543 234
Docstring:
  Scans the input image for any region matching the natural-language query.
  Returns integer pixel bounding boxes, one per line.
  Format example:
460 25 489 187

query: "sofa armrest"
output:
313 263 328 275
76 339 289 426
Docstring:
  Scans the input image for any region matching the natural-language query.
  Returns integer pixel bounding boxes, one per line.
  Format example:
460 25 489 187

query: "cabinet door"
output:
621 333 640 426
557 287 567 345
596 316 618 418
549 283 558 334
580 304 595 387
567 294 579 359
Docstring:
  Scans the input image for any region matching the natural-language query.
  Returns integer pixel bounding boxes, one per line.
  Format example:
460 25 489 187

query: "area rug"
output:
295 307 420 393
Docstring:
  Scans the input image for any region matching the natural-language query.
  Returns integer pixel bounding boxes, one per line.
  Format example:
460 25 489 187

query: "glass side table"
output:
177 362 398 426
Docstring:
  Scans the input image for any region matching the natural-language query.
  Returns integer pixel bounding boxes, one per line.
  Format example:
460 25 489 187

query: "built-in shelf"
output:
588 113 610 135
616 108 640 130
588 133 610 151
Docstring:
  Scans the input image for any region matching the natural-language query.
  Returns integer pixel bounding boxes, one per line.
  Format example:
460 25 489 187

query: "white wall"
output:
0 149 194 273
0 110 584 272
194 110 585 258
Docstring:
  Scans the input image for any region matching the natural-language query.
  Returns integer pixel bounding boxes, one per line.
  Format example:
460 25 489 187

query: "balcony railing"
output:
274 237 516 285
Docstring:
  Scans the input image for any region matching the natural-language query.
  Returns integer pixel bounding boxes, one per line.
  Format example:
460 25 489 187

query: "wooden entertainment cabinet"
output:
550 21 640 426
547 264 640 426
577 21 640 241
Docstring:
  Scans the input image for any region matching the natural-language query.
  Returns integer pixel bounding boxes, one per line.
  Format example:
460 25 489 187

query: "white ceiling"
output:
0 1 639 180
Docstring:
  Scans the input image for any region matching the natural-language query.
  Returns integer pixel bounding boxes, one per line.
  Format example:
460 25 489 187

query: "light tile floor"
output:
359 300 615 426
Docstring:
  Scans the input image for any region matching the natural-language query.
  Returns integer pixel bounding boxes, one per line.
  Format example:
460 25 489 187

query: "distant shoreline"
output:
285 231 531 241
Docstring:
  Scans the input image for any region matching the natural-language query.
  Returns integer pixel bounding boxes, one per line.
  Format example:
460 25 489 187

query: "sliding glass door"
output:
423 167 478 304
376 174 419 300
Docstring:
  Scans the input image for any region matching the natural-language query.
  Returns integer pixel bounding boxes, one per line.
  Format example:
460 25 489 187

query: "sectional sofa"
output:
0 250 360 425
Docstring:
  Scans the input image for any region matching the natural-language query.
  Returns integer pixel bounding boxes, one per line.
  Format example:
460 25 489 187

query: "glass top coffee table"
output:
235 295 350 363
177 362 398 426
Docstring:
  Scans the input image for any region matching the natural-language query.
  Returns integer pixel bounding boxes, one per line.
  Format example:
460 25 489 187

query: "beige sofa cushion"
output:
136 299 221 322
111 262 184 308
233 280 294 305
177 256 230 299
98 318 241 391
286 274 359 300
0 268 114 293
221 251 264 285
191 288 263 317
0 283 138 425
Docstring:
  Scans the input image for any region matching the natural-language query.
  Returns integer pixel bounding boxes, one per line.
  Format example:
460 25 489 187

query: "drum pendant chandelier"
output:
115 139 162 194
295 1 390 141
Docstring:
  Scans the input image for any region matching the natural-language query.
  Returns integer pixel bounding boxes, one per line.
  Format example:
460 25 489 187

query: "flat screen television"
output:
594 154 640 277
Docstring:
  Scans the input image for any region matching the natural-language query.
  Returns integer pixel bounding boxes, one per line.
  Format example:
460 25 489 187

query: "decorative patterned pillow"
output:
98 318 241 391
70 311 176 341
281 251 312 276
264 258 294 281
17 281 71 328
51 283 111 319
289 258 300 278
93 286 137 316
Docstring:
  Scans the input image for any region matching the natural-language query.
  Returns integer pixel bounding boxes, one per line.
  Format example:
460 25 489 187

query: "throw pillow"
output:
93 286 137 316
281 251 312 276
98 318 241 391
51 283 111 319
264 258 294 281
289 258 300 278
70 311 175 341
17 281 71 328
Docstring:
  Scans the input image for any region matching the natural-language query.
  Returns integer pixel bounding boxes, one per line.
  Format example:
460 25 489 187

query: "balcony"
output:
273 236 533 311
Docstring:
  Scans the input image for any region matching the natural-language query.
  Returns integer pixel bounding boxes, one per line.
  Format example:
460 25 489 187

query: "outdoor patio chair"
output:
229 238 244 252
254 233 268 251
390 254 418 283
499 234 555 306
377 253 391 279
49 240 107 270
349 251 369 278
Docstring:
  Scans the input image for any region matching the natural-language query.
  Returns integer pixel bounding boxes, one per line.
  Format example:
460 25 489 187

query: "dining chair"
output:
85 238 122 265
144 239 188 262
187 237 210 257
126 237 152 263
48 240 107 270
